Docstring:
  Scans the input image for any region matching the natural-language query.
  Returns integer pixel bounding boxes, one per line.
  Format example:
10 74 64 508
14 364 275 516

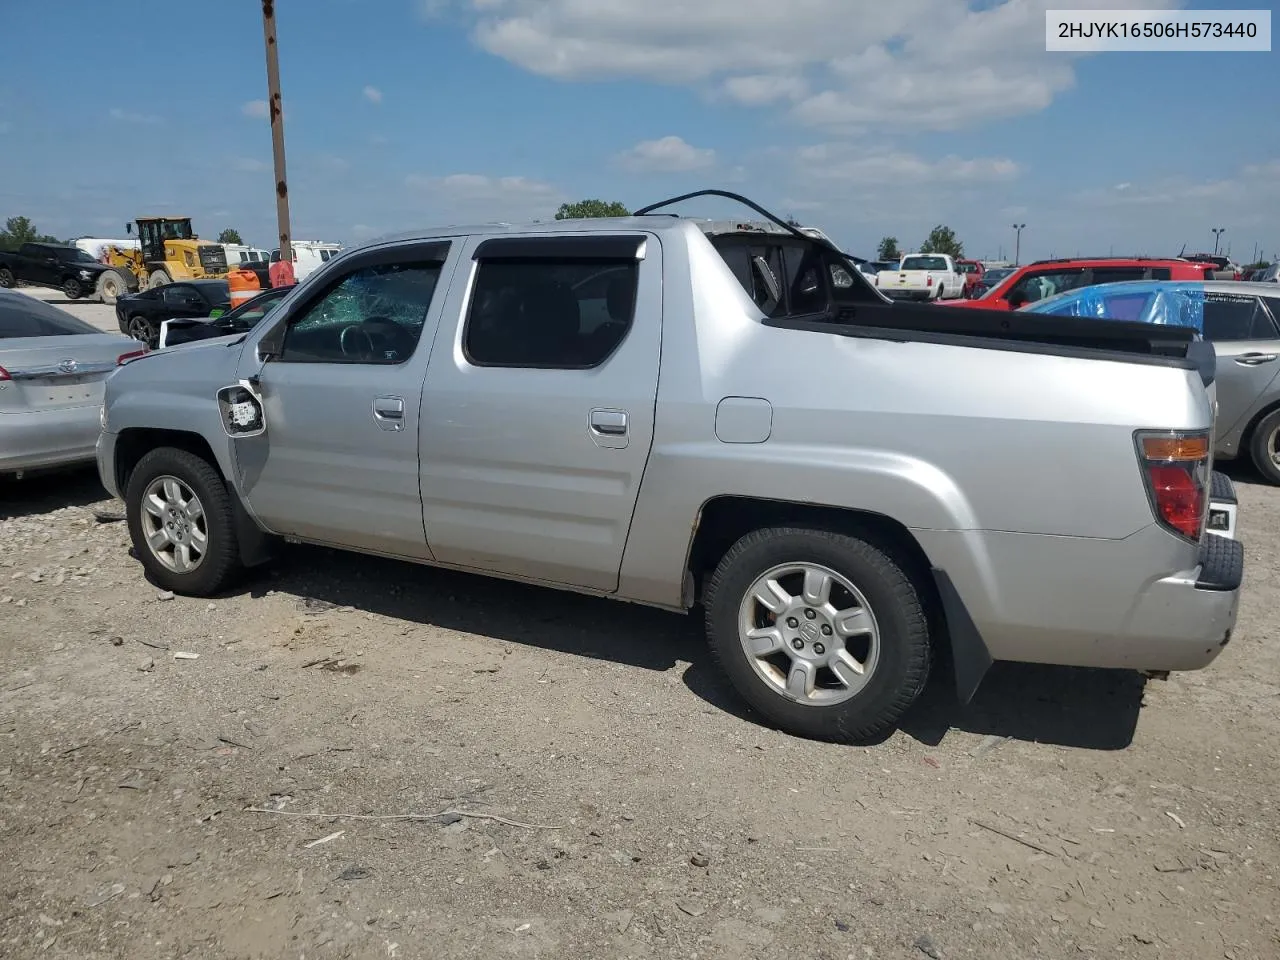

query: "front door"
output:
234 240 458 558
418 233 661 591
1203 291 1280 437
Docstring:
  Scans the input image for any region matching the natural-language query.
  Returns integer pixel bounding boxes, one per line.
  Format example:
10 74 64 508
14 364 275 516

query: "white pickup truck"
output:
877 253 965 301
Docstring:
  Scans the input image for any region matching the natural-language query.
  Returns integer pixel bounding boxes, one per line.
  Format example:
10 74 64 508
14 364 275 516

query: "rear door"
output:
418 233 660 591
1203 291 1280 436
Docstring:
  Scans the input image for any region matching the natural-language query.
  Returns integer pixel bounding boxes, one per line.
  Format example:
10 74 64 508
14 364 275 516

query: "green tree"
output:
919 224 964 259
876 236 901 260
217 227 244 244
0 216 60 251
555 199 630 220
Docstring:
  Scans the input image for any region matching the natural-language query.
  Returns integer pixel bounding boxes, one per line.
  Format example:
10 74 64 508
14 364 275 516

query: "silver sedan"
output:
0 289 147 478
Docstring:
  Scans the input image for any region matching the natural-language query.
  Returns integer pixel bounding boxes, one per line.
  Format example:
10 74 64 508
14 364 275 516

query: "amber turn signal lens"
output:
1141 435 1209 462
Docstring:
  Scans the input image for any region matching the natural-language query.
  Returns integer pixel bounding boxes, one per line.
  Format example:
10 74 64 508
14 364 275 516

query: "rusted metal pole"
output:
261 0 291 268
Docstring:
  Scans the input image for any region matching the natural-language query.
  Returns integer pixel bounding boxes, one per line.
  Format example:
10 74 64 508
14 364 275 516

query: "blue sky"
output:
2 0 1276 262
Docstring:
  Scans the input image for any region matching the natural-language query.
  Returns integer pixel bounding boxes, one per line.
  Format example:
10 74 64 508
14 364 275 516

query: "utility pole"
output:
261 1 291 277
1211 227 1225 256
1012 223 1026 266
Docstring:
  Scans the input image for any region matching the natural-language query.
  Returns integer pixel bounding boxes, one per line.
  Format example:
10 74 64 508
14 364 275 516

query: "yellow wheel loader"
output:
102 217 229 292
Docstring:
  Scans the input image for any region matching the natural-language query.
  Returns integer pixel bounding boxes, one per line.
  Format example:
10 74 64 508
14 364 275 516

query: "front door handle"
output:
1235 353 1278 365
373 395 404 431
589 409 628 435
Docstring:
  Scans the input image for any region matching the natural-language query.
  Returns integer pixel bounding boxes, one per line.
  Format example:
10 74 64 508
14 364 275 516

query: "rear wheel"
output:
125 447 242 596
127 314 158 348
148 269 170 289
1248 408 1280 485
97 270 128 305
704 527 932 743
63 277 83 299
0 267 14 288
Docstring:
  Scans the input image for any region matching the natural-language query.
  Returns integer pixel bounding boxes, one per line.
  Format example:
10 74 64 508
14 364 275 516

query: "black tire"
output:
127 314 158 348
124 447 242 596
63 277 83 299
148 269 170 289
97 270 127 305
1248 408 1280 485
0 267 14 288
934 285 945 300
704 526 932 743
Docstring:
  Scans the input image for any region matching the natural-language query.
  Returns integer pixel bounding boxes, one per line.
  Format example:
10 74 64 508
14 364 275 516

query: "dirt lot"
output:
2 463 1278 960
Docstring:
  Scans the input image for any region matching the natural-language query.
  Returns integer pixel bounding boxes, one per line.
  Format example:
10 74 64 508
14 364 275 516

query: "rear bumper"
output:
916 522 1243 673
882 288 935 301
0 405 102 474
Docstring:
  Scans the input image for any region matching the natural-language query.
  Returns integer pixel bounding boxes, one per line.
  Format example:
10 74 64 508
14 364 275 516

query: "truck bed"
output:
767 296 1214 384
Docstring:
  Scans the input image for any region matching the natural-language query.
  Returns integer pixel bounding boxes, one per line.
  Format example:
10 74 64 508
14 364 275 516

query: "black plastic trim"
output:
474 235 646 261
931 568 993 704
1210 470 1237 504
1195 534 1244 591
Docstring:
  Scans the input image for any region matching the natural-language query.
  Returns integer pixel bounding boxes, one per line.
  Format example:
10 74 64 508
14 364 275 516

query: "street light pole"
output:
1211 227 1225 256
261 0 292 277
1012 223 1026 266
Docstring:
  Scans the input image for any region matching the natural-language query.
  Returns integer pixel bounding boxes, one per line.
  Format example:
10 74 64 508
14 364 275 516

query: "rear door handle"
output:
1234 353 1278 365
589 409 628 435
373 395 404 431
589 408 629 449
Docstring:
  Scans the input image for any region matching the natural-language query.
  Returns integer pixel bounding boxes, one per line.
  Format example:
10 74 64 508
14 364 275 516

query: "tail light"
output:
1135 430 1210 541
926 276 933 286
117 348 148 366
0 365 10 381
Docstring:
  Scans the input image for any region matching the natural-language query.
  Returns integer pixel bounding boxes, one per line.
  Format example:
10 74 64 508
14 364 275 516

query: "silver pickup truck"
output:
95 191 1243 743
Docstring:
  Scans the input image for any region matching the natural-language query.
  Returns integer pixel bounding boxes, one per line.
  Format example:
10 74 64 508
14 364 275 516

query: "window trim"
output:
460 253 642 371
473 234 647 262
268 240 453 366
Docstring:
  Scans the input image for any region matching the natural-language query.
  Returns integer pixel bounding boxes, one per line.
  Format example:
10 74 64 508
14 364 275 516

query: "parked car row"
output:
87 189 1242 745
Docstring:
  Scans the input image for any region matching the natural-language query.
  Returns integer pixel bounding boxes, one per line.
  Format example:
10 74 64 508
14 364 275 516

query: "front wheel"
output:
148 269 170 289
1248 408 1280 485
125 447 242 596
0 267 14 288
704 527 932 743
63 277 83 299
97 270 128 305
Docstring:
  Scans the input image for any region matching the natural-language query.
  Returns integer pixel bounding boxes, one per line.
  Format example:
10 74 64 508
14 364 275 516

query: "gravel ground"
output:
1 461 1277 960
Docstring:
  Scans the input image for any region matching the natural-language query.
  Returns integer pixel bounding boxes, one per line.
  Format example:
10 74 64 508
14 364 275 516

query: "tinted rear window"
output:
0 297 102 338
901 255 949 271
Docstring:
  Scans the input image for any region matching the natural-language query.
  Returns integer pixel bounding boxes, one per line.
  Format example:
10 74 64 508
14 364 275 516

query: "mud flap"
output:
931 567 992 704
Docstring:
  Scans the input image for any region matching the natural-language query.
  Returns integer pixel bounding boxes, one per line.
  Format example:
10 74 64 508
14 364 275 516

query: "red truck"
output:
955 259 984 298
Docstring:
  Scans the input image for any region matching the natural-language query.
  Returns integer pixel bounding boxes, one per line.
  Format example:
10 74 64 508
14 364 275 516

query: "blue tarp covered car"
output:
1021 279 1207 331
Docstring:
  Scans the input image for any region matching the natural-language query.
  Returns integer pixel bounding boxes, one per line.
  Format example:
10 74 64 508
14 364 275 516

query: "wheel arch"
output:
684 494 992 701
114 427 275 567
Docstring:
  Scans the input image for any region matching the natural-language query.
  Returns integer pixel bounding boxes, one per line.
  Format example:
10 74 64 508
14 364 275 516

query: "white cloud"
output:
231 156 270 173
109 107 162 124
720 75 808 106
459 0 1181 131
241 99 269 119
363 85 383 104
615 136 716 173
790 144 1019 184
404 172 564 221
